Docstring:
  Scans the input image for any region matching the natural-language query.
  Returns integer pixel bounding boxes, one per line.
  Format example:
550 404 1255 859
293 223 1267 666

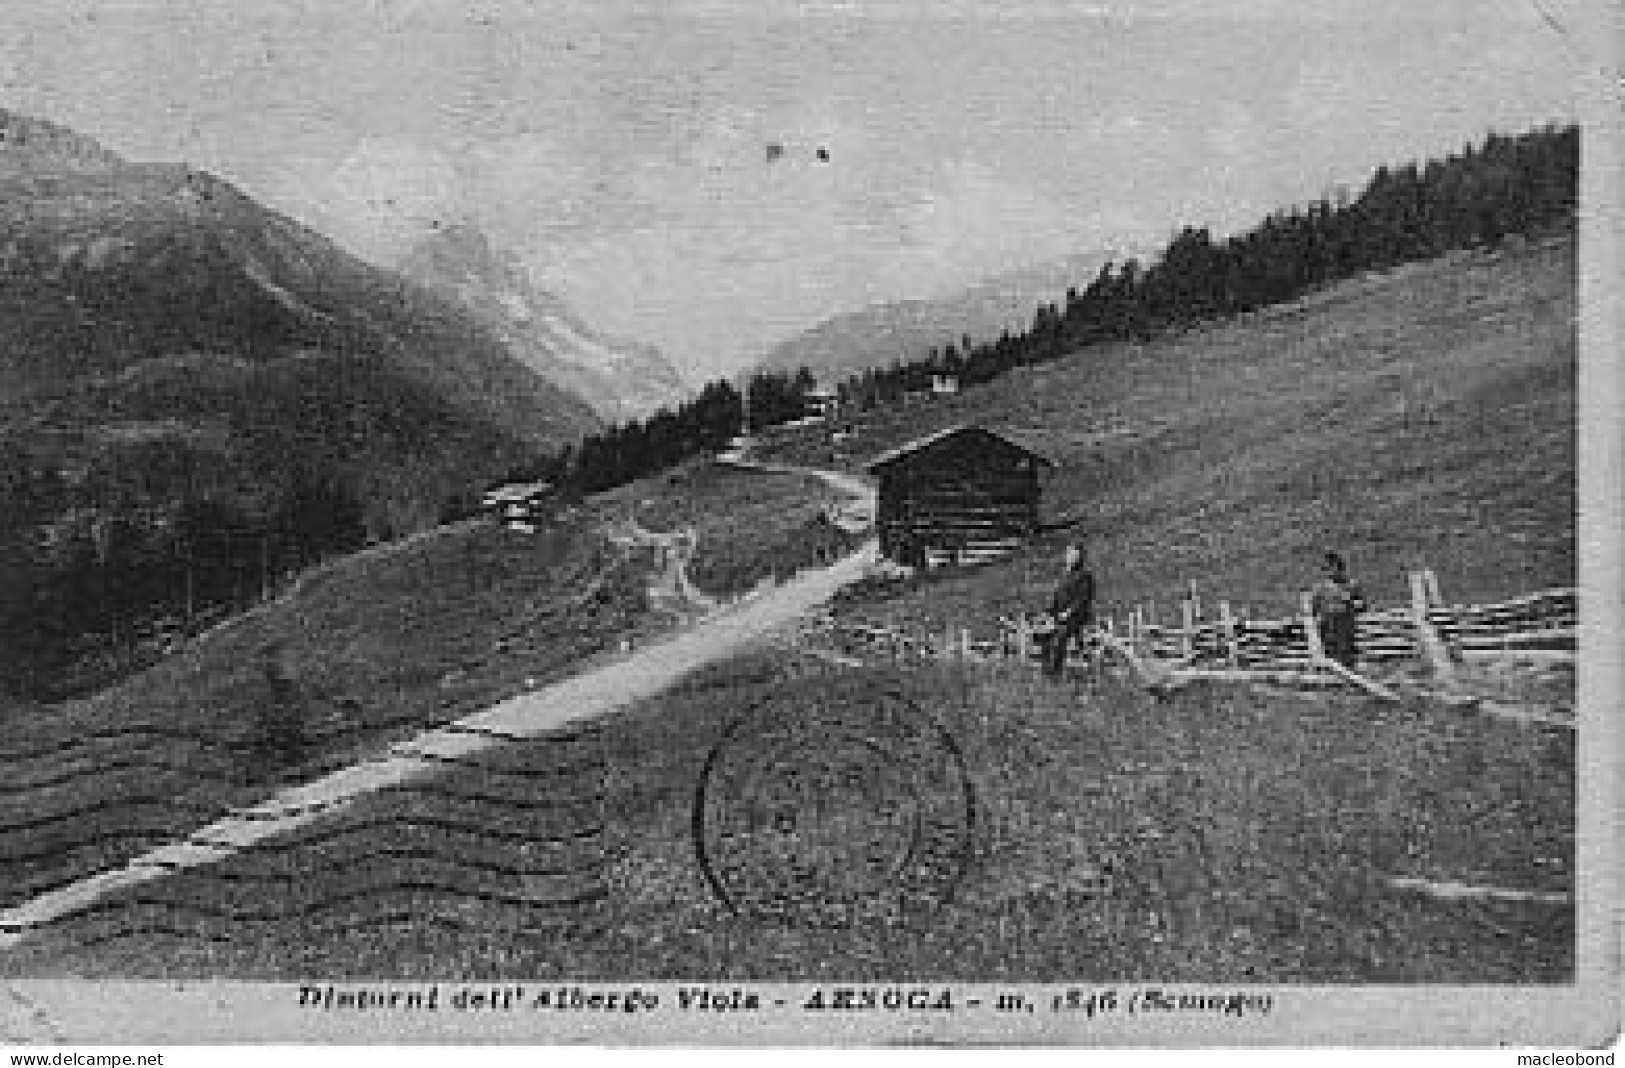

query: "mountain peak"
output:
399 223 691 421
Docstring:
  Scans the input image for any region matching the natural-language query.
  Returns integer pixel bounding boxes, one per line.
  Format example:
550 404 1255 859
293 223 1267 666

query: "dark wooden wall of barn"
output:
874 434 1042 564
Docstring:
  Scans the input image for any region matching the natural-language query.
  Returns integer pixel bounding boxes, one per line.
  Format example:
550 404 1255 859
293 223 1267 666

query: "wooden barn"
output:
480 480 553 529
865 425 1052 568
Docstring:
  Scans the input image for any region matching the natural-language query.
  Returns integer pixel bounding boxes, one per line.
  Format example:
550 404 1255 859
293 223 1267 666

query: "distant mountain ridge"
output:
0 167 597 447
0 108 126 178
0 107 601 696
399 223 690 421
1 107 598 473
756 249 1141 382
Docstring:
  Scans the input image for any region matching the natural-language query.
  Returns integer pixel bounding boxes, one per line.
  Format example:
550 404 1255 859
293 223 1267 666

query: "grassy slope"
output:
766 236 1574 633
0 458 840 923
0 514 656 912
7 658 1571 982
584 460 864 598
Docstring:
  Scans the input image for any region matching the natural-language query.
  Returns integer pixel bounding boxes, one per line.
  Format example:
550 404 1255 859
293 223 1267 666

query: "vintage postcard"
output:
0 0 1617 1049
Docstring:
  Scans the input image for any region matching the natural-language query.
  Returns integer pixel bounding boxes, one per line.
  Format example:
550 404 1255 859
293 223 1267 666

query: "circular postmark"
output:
691 679 976 927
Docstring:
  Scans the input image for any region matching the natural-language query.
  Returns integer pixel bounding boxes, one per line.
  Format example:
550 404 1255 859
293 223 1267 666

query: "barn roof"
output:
864 425 1055 473
481 480 553 504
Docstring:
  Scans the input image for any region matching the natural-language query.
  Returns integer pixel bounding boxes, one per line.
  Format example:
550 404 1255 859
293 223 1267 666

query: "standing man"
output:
1044 544 1096 678
1310 550 1366 667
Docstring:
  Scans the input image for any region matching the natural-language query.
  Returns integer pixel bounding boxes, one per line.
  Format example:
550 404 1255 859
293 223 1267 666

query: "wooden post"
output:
1300 591 1326 661
1318 654 1402 702
960 627 973 659
1426 567 1463 662
1188 578 1201 620
1014 615 1031 661
1410 570 1458 688
1098 632 1184 695
1219 600 1239 667
1180 598 1196 659
1423 568 1443 610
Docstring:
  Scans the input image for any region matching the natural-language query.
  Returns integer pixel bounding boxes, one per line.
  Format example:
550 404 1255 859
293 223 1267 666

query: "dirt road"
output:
0 465 879 949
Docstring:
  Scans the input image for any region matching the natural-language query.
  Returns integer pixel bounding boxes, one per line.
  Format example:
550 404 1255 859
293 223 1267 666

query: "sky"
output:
0 0 1591 382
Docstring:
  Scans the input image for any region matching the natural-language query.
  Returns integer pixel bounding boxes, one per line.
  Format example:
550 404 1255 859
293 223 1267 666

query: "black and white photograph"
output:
0 0 1616 1049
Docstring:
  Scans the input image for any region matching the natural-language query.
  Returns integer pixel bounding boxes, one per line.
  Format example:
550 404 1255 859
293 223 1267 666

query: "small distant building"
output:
480 480 553 527
931 374 960 396
865 425 1052 569
805 384 840 420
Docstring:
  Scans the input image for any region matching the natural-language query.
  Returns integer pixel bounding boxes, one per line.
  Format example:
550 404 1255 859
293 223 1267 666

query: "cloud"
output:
880 158 1103 298
464 132 612 242
526 116 1120 380
469 134 593 217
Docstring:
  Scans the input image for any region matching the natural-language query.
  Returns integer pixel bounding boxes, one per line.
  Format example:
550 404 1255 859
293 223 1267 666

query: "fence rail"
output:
789 567 1576 701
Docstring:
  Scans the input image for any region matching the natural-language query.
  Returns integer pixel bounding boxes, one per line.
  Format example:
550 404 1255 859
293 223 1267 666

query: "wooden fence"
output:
1103 577 1575 670
792 568 1576 695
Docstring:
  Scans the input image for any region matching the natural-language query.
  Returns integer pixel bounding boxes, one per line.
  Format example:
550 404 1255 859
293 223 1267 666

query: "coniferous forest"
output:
0 444 372 699
508 369 820 497
839 124 1577 409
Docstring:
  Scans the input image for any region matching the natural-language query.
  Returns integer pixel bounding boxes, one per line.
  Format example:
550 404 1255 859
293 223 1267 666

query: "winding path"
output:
0 457 879 950
717 447 876 506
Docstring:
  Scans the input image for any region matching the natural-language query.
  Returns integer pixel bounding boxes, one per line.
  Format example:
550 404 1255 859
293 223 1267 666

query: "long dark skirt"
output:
1319 613 1359 666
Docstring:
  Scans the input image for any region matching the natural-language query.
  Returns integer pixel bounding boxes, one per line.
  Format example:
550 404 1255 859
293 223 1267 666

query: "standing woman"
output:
1310 550 1366 667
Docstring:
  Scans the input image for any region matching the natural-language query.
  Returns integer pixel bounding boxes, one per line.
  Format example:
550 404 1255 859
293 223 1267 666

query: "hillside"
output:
0 131 598 444
760 233 1575 631
1 644 1570 984
0 109 125 179
0 235 1576 983
0 108 600 698
399 223 690 421
0 457 846 953
0 508 663 921
755 249 1127 382
583 459 865 598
